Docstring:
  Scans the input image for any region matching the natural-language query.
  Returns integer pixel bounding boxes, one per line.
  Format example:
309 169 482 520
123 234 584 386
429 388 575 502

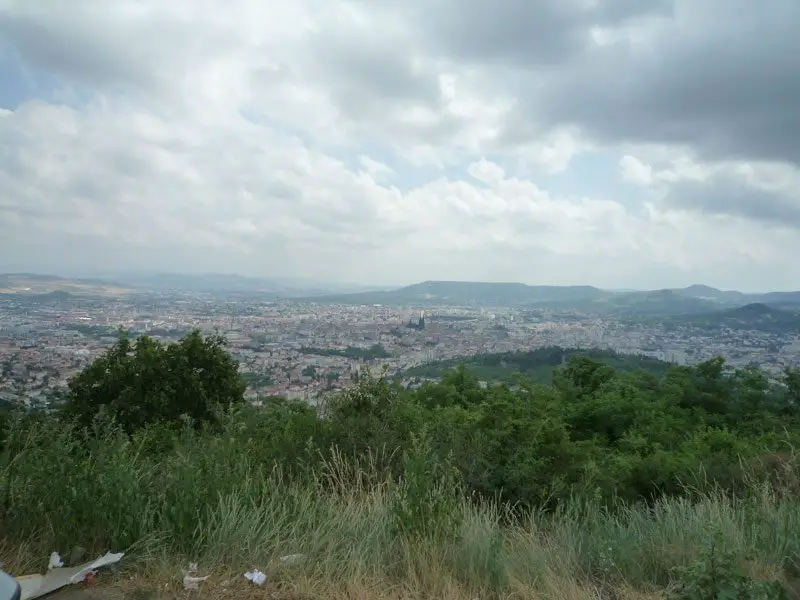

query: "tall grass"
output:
1 412 797 600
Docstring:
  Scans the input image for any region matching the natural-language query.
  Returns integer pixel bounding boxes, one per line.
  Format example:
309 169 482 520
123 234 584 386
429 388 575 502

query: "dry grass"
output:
1 419 797 599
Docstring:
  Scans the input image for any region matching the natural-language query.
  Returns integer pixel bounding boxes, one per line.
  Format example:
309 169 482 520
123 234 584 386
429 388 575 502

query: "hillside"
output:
308 280 800 316
758 290 800 307
575 289 720 316
402 346 673 384
7 272 800 313
682 302 800 332
670 283 747 303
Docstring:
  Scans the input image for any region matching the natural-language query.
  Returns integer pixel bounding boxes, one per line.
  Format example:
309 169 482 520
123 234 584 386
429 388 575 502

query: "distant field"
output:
0 273 132 296
403 346 673 384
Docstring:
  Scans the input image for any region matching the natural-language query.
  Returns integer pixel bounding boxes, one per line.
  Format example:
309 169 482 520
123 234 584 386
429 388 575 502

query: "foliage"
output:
3 343 800 597
62 323 122 339
240 371 274 387
301 344 391 360
680 303 800 334
62 329 245 433
391 427 464 538
671 535 787 600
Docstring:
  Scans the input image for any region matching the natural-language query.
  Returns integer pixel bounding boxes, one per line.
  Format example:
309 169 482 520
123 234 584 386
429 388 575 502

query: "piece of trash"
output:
15 575 45 600
244 570 267 586
181 562 209 591
68 552 124 584
83 571 97 586
16 551 124 600
182 575 209 590
279 554 304 566
47 553 63 570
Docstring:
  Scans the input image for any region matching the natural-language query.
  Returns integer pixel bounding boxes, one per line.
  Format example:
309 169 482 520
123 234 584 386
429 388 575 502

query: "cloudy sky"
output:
1 0 799 291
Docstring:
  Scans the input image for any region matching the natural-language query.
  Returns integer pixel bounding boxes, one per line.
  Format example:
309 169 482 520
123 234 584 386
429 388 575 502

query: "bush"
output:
63 329 245 433
671 535 787 600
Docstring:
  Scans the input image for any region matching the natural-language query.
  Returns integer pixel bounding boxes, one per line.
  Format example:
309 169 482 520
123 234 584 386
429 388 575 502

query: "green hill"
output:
551 289 721 316
670 284 747 303
308 282 727 315
682 302 800 332
402 346 673 385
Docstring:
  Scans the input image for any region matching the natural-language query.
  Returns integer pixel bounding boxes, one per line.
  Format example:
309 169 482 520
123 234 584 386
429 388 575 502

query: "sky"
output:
0 0 799 292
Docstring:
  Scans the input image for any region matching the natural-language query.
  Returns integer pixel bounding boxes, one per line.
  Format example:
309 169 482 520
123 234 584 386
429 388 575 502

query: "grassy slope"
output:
1 414 797 600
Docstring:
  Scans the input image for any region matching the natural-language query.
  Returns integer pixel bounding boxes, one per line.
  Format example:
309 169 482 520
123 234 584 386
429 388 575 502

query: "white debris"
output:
17 551 124 600
15 575 45 600
279 554 305 566
68 552 124 584
181 562 209 591
47 553 63 570
182 575 209 590
244 569 267 586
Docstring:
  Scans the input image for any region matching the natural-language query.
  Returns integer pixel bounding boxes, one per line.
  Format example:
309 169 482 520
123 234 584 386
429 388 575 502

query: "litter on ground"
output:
181 563 209 591
15 551 124 600
244 569 267 586
47 553 63 571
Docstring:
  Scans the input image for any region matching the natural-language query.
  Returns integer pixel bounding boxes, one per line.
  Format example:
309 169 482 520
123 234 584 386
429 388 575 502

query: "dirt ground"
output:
43 589 125 600
35 574 297 600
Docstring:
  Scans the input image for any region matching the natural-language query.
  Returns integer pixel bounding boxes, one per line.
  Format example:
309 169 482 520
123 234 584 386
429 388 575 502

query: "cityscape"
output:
3 273 799 411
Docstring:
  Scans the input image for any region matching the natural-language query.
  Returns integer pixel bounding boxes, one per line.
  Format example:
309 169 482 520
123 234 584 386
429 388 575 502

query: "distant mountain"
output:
756 291 800 307
592 289 720 316
670 284 800 307
671 284 747 304
309 282 723 315
681 303 800 333
7 271 800 315
308 280 800 316
306 280 610 307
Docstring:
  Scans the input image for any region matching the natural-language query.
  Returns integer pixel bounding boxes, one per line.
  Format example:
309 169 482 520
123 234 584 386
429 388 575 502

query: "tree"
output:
63 329 245 433
554 355 615 400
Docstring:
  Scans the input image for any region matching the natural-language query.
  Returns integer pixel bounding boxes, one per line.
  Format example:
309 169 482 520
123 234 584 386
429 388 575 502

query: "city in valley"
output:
3 273 800 411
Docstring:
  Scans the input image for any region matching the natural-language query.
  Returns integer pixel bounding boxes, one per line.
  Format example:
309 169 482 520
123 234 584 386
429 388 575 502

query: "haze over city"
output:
1 0 799 291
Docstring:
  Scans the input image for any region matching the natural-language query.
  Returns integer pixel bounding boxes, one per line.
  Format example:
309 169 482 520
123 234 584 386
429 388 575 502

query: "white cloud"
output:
358 156 395 182
1 0 799 290
619 155 654 185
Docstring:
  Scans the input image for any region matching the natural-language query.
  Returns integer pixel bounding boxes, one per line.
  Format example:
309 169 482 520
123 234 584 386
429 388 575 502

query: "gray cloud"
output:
308 31 442 109
0 11 155 90
400 0 673 66
327 0 800 169
3 0 798 170
511 0 800 166
332 0 800 225
663 175 800 228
